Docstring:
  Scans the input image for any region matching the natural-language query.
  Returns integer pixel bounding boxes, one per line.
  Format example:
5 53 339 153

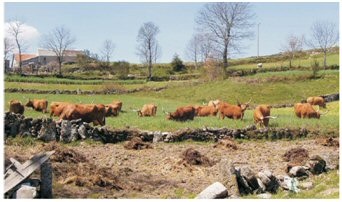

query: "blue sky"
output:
4 2 339 63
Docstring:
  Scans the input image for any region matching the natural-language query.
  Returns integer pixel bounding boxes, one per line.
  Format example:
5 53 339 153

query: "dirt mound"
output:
283 147 309 163
181 148 213 167
43 142 87 163
316 137 339 147
213 137 238 150
62 166 123 190
124 137 152 150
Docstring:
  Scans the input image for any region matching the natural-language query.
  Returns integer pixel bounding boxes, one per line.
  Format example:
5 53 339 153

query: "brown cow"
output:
294 103 328 119
138 104 157 117
166 106 196 121
254 105 277 127
9 100 25 115
195 105 218 116
26 99 48 113
307 96 326 108
105 104 120 117
50 102 70 117
218 100 251 120
112 100 123 111
59 104 106 126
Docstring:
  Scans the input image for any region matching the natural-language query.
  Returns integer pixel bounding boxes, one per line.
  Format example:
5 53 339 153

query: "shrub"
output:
171 54 185 72
311 59 320 79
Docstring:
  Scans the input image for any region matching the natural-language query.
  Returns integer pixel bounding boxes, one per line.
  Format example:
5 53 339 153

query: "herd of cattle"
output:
8 96 328 128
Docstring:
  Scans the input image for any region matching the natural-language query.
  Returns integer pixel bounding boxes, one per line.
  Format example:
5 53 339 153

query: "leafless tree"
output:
186 34 201 70
100 39 115 63
42 26 76 76
196 2 255 74
7 20 26 74
307 21 339 69
136 22 161 80
281 35 304 68
4 37 14 73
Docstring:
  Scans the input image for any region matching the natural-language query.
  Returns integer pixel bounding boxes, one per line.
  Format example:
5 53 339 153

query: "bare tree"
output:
186 34 201 70
196 2 255 74
281 35 304 68
4 37 14 73
136 22 161 80
42 26 76 76
307 21 339 69
100 39 115 63
7 20 26 74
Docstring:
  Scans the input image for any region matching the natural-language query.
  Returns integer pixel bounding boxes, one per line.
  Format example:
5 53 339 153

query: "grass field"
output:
5 91 339 132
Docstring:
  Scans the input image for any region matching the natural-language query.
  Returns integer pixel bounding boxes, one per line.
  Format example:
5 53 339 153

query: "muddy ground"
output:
4 137 339 198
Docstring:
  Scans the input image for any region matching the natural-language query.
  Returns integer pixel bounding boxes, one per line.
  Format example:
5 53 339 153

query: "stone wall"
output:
4 112 337 144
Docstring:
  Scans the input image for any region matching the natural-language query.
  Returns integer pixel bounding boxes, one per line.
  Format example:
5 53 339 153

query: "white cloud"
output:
4 21 40 42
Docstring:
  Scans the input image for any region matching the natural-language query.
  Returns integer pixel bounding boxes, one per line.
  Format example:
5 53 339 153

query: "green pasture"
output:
229 52 339 71
134 70 339 104
4 92 339 132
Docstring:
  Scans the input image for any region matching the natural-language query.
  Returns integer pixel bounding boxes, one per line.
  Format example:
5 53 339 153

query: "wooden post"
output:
40 160 53 198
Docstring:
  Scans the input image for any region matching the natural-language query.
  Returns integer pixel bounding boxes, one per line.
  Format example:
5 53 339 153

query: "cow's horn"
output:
246 98 252 105
162 107 169 114
236 98 241 105
320 110 329 115
264 116 278 119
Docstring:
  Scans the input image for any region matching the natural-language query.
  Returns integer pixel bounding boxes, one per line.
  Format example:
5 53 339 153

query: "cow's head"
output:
25 99 33 107
237 98 251 112
166 113 173 120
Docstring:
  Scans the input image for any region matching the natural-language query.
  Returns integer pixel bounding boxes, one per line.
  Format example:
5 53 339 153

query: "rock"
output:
257 170 279 193
257 193 272 199
288 166 310 178
70 126 80 141
153 131 163 143
256 178 266 193
15 184 37 199
60 120 72 143
239 166 259 190
299 181 314 190
37 119 57 142
321 153 339 170
306 155 326 174
218 159 240 197
195 182 228 199
77 125 87 139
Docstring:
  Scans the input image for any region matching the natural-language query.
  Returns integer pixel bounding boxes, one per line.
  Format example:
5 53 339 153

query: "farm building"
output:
12 49 84 69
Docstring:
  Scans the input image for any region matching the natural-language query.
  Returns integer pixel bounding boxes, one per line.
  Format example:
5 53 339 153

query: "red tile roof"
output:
14 54 37 62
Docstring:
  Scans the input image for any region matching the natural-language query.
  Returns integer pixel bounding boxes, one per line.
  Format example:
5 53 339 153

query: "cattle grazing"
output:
218 99 251 120
253 105 277 127
195 105 218 117
59 104 106 126
138 104 157 117
294 103 328 119
50 102 70 117
26 99 48 113
307 96 326 108
112 100 123 111
105 104 120 117
166 106 196 121
9 100 25 115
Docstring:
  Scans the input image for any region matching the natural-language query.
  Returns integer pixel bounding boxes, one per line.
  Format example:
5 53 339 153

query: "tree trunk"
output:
148 43 152 81
323 51 327 70
222 44 228 77
58 57 62 76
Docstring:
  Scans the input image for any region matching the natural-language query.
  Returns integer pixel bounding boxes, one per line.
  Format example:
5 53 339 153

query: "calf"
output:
166 106 195 121
307 96 326 108
50 102 70 117
9 100 25 115
26 99 48 113
195 105 218 116
138 104 157 117
218 100 251 120
294 103 327 119
105 104 120 117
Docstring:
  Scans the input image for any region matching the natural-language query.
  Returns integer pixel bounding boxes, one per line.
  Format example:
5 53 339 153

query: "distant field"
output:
4 92 339 132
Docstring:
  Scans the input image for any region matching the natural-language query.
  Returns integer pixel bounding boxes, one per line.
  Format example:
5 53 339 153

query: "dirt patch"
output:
213 137 238 150
180 148 213 167
124 137 152 150
316 137 339 147
43 142 87 163
283 147 309 163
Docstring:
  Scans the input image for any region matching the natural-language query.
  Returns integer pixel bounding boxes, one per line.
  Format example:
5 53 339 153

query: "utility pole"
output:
257 23 260 58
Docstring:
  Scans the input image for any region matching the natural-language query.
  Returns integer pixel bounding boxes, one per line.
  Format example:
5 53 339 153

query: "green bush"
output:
171 54 186 72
